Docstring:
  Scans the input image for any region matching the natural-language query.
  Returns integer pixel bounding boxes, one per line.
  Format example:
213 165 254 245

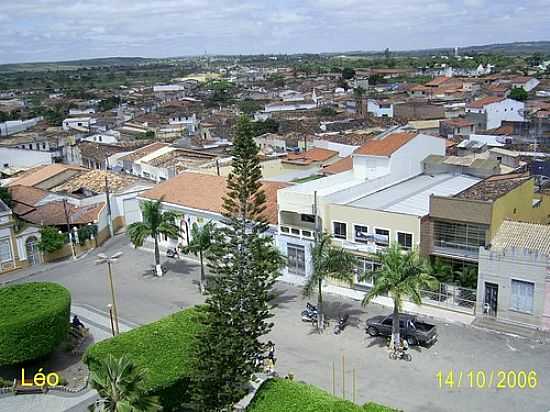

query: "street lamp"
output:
96 252 123 335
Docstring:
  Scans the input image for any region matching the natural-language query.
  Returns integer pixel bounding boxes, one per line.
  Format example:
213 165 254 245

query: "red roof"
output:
467 96 505 109
283 148 338 165
354 132 417 157
322 156 353 175
425 76 451 87
442 118 474 128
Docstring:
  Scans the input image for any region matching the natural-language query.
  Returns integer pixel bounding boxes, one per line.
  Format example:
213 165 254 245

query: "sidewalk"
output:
0 233 125 286
0 303 139 412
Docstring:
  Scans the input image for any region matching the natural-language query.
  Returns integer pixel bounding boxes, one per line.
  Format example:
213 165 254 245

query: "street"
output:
2 234 550 412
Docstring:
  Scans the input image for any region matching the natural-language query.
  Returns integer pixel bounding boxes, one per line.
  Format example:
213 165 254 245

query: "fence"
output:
419 283 476 314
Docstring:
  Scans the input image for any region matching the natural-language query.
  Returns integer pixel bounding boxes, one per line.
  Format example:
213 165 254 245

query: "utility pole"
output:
97 252 123 335
63 199 76 259
104 174 114 238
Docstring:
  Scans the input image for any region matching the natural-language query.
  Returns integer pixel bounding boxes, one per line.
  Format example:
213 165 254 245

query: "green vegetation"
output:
304 233 356 330
190 117 284 411
239 99 262 115
362 243 437 348
84 308 204 411
182 221 214 294
246 379 398 412
291 175 323 184
98 96 122 112
319 107 338 117
0 187 11 208
88 354 162 412
37 226 66 253
127 199 179 269
341 67 356 80
0 282 71 365
509 87 528 102
251 118 279 136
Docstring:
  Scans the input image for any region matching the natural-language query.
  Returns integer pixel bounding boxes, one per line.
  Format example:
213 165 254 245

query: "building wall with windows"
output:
477 247 549 330
326 204 421 250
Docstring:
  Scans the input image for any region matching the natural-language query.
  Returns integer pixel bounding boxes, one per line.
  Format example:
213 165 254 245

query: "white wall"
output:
485 99 524 130
312 140 358 157
0 147 54 168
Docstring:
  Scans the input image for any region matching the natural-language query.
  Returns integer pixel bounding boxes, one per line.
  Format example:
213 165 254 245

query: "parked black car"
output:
366 314 438 346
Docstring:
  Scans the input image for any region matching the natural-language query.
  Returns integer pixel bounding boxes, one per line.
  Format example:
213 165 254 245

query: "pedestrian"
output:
267 340 276 365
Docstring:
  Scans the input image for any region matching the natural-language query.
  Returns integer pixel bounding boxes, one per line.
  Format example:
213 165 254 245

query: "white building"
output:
168 113 199 134
62 117 95 132
465 97 524 130
83 131 120 144
367 99 394 118
277 131 447 283
0 117 43 136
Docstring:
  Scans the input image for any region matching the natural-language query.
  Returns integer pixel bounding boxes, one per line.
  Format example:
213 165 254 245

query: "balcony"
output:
279 225 314 240
432 241 480 262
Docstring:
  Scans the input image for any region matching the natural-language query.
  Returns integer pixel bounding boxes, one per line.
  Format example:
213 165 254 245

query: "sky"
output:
1 0 549 64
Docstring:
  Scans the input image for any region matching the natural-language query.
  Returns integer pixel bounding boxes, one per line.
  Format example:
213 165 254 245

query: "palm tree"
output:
127 199 179 273
88 355 161 412
362 243 437 349
303 233 356 331
181 221 214 294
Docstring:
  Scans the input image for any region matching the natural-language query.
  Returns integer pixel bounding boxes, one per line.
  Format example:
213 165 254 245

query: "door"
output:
484 282 498 316
123 198 142 226
25 236 41 266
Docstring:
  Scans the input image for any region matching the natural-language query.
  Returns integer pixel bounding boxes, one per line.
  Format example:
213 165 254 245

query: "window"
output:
291 228 300 235
397 232 413 249
333 222 347 239
300 214 315 223
0 239 12 263
374 228 390 247
354 257 381 287
302 230 312 238
511 279 534 313
354 225 369 243
287 244 305 276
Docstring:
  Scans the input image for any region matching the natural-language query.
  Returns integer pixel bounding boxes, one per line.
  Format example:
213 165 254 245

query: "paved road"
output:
2 235 550 412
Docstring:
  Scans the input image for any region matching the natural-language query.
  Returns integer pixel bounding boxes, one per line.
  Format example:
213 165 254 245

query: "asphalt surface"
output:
2 234 549 412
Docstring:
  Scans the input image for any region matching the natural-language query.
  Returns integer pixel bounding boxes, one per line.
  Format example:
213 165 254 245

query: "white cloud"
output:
0 0 549 63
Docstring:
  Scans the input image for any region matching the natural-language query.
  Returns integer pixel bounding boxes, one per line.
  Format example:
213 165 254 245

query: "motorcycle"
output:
333 313 349 335
388 343 412 361
166 248 179 259
301 303 318 323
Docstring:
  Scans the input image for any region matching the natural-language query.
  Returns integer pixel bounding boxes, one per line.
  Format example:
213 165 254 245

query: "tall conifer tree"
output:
190 116 283 411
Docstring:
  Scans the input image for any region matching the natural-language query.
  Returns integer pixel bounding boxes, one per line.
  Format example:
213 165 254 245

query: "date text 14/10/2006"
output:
437 370 538 390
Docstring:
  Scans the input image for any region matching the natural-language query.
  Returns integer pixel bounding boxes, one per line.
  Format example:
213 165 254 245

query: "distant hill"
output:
0 57 157 72
326 41 550 58
1 41 549 72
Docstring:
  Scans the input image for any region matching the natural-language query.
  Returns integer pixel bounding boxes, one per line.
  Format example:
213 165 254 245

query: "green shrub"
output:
37 226 66 253
246 379 398 412
0 282 71 366
84 308 204 411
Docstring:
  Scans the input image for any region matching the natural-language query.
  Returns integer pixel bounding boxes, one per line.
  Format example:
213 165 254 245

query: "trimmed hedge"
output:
0 282 71 366
84 308 204 411
246 379 398 412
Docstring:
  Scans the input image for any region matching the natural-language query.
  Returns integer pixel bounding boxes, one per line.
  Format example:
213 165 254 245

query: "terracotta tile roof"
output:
20 201 104 226
454 173 529 201
283 148 338 165
442 118 474 128
322 156 353 175
467 96 505 109
425 76 451 87
354 132 417 157
140 173 290 224
8 185 50 216
119 142 170 162
8 164 84 188
53 170 140 194
491 220 550 255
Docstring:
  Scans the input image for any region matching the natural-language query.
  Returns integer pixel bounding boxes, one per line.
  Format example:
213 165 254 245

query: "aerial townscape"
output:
1 3 550 412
